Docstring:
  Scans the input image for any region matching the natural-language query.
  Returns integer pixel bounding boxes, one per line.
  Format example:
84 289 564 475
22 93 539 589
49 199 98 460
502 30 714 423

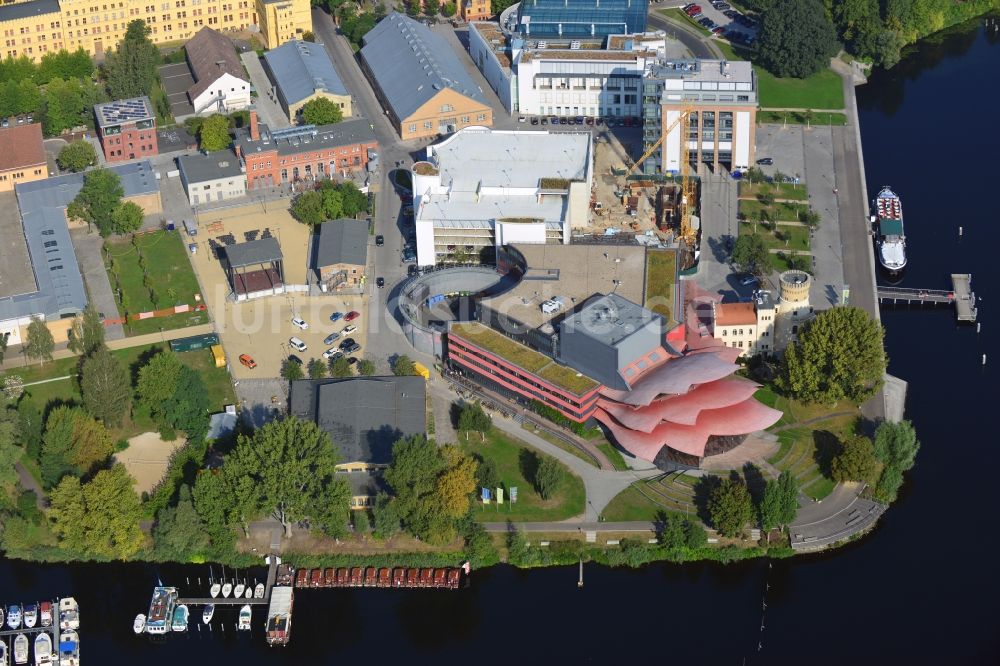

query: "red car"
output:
344 311 361 322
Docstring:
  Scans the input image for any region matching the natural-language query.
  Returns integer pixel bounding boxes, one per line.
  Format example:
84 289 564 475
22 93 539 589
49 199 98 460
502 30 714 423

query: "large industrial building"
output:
410 127 593 266
263 39 352 122
0 0 311 63
470 23 665 117
360 12 493 140
642 59 758 173
512 0 648 38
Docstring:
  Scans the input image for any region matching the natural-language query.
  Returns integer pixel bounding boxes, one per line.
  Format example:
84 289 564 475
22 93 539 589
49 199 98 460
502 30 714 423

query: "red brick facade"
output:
98 125 158 163
240 141 377 190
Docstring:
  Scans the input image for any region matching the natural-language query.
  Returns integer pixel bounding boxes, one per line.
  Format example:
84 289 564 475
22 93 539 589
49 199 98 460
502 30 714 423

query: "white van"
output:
289 337 307 352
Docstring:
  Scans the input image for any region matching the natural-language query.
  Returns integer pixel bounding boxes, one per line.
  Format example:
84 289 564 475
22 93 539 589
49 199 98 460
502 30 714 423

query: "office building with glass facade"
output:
515 0 648 38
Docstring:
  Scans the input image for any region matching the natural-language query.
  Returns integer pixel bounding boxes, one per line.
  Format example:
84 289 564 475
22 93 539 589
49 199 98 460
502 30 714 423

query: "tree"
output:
475 455 500 493
779 306 885 404
24 317 54 365
192 468 237 549
534 455 564 500
424 0 440 15
731 233 771 277
707 478 753 537
336 181 369 218
300 97 343 126
352 507 370 533
759 471 798 530
67 305 105 356
69 168 125 237
831 435 880 484
281 358 305 381
0 403 22 489
684 519 707 549
307 357 328 379
759 479 783 531
757 0 839 78
457 401 491 440
110 201 144 235
153 484 210 559
17 79 41 116
136 351 182 412
329 356 352 377
800 208 822 229
356 358 376 376
48 475 88 552
82 465 144 558
103 20 161 100
434 445 478 519
0 331 9 366
392 354 416 376
81 347 132 427
442 2 456 17
57 141 98 172
40 407 114 486
290 191 326 225
198 114 232 151
160 366 210 439
372 491 401 539
16 400 43 462
385 434 443 518
872 420 920 502
222 417 351 537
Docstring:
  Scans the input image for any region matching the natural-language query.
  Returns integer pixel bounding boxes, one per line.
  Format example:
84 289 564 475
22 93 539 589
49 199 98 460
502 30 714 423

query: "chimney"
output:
249 110 259 141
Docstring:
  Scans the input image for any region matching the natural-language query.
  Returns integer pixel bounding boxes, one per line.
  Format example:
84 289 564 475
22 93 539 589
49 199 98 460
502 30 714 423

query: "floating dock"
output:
876 273 978 322
0 597 73 664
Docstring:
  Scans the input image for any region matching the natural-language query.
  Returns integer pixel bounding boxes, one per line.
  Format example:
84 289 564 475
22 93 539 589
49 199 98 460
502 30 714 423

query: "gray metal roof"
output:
289 376 426 465
360 12 487 121
263 40 348 109
315 219 368 268
1 161 159 321
177 149 244 184
234 118 377 158
222 237 282 269
0 0 60 22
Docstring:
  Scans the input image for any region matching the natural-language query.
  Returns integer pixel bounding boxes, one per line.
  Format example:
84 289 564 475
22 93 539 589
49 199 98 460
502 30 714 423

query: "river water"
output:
2 17 999 665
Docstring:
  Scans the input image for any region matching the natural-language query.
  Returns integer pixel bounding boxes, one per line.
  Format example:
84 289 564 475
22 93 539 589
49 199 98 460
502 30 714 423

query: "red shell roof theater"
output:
445 278 781 469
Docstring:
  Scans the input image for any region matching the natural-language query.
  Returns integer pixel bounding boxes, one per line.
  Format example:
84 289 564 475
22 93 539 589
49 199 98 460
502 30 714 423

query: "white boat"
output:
874 186 906 275
253 583 265 599
233 583 246 599
171 604 189 632
244 586 253 599
133 613 146 635
58 599 79 631
144 588 175 635
39 603 52 628
238 605 252 631
33 632 51 666
12 635 27 665
221 582 232 598
57 630 78 666
202 604 214 625
23 605 36 630
209 583 221 598
7 605 21 629
1 637 8 666
0 607 4 628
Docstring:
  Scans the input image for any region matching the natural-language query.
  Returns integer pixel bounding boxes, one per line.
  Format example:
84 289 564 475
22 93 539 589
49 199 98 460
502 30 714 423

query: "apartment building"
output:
0 0 310 62
184 26 251 115
642 58 757 173
94 96 158 163
0 123 48 192
460 0 490 22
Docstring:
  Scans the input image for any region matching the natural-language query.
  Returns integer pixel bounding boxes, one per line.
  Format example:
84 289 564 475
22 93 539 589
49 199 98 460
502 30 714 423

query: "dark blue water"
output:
3 17 1000 664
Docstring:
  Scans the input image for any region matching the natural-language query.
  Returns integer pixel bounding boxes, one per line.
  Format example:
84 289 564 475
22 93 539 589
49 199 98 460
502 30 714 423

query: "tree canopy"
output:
57 141 98 172
757 0 839 78
872 419 920 502
49 465 144 559
759 470 799 530
68 168 125 237
300 97 344 125
67 305 106 356
291 181 369 225
457 402 491 440
533 454 564 500
81 347 132 428
40 406 115 487
707 478 753 537
392 354 416 376
153 484 210 559
198 114 232 152
731 233 772 277
779 306 885 404
831 434 880 484
110 201 145 235
24 317 54 365
136 351 210 438
103 20 161 100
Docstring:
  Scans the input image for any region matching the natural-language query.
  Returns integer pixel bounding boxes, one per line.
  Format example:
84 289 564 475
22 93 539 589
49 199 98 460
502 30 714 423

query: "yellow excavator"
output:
625 104 697 246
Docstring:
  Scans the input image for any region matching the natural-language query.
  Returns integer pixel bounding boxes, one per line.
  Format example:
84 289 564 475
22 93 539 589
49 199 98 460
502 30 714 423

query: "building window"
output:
476 114 486 122
408 124 416 133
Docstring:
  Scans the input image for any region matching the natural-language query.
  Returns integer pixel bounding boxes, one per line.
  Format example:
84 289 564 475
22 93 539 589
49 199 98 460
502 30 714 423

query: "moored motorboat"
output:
7 605 21 630
254 583 265 599
238 605 252 631
32 632 51 666
171 604 189 633
145 588 175 635
1 637 8 666
38 603 51 629
202 604 214 625
57 630 78 666
58 599 79 632
133 613 146 635
22 605 36 630
12 635 27 665
0 607 4 628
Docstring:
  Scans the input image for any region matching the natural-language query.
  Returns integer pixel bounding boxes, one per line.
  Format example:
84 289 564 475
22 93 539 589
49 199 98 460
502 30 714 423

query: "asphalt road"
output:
647 7 721 59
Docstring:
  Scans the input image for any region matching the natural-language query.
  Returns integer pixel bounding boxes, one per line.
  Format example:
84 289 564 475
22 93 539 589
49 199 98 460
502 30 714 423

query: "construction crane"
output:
624 104 698 246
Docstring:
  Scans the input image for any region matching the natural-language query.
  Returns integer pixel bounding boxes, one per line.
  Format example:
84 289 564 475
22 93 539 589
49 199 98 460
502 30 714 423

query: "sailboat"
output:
209 567 220 598
234 576 246 600
12 635 27 665
221 566 232 598
244 586 252 599
238 605 252 631
202 604 214 625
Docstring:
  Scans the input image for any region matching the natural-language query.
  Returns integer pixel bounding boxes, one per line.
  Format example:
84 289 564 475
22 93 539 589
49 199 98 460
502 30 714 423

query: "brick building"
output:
94 97 158 164
234 112 378 190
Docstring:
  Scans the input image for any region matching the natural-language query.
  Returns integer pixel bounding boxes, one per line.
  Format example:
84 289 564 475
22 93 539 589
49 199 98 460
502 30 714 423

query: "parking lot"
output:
681 2 759 46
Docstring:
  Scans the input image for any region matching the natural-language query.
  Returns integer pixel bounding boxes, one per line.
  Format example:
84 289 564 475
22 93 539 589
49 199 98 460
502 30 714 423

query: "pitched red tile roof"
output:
0 123 46 172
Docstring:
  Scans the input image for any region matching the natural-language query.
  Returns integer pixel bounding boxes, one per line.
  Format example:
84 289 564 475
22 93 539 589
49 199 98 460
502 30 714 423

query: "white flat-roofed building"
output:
642 59 757 173
469 24 665 117
411 127 593 266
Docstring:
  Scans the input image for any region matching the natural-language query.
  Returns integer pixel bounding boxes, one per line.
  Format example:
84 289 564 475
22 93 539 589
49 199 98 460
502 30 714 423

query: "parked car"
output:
375 234 384 246
540 117 548 125
518 115 526 123
291 316 308 330
343 342 361 354
585 116 594 125
324 332 341 345
238 354 256 369
740 275 758 286
756 157 774 165
289 337 307 352
344 311 361 322
343 324 358 335
322 348 343 360
376 277 385 289
329 311 344 322
1 118 7 128
287 354 303 365
339 337 357 351
530 117 539 125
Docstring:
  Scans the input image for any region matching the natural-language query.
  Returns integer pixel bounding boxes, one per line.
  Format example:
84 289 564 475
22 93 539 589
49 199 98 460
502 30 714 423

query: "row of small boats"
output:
2 602 52 631
210 581 264 600
133 603 253 634
0 598 79 666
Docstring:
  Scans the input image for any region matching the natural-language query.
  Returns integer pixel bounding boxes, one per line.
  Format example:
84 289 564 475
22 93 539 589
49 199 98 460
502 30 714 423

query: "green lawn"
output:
463 429 585 522
739 199 809 222
757 110 848 126
597 443 629 471
644 249 677 326
771 251 813 274
739 181 809 201
105 231 209 336
601 484 666 522
520 423 599 468
738 225 810 254
6 344 235 441
755 67 845 110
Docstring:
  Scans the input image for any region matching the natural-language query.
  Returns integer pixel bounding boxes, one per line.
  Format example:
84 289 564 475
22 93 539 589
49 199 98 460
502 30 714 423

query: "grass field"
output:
644 249 677 326
739 199 809 222
757 110 848 126
738 181 809 201
755 67 845 110
739 224 811 253
7 344 235 442
105 231 209 336
520 423 599 467
597 443 629 471
464 429 585 522
601 484 666 522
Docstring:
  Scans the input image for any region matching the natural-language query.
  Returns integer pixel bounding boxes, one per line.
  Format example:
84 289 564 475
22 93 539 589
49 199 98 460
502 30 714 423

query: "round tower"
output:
778 270 811 307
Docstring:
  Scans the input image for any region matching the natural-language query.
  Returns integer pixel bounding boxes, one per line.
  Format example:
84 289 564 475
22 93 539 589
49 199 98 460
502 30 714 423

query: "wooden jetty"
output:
876 273 978 322
175 552 280 607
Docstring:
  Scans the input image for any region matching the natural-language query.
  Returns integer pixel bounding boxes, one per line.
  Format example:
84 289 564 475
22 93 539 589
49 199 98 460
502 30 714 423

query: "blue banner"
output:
481 488 491 504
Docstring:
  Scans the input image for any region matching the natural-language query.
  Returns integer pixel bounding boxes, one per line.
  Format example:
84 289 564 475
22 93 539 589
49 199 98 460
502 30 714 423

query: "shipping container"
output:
169 333 220 352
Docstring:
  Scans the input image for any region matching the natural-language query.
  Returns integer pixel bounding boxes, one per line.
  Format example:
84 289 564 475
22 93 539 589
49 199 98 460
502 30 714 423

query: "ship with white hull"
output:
874 186 907 275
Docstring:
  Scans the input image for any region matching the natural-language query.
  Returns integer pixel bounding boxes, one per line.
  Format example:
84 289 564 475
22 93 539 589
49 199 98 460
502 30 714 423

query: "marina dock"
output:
0 597 75 664
174 551 280 608
876 273 978 322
